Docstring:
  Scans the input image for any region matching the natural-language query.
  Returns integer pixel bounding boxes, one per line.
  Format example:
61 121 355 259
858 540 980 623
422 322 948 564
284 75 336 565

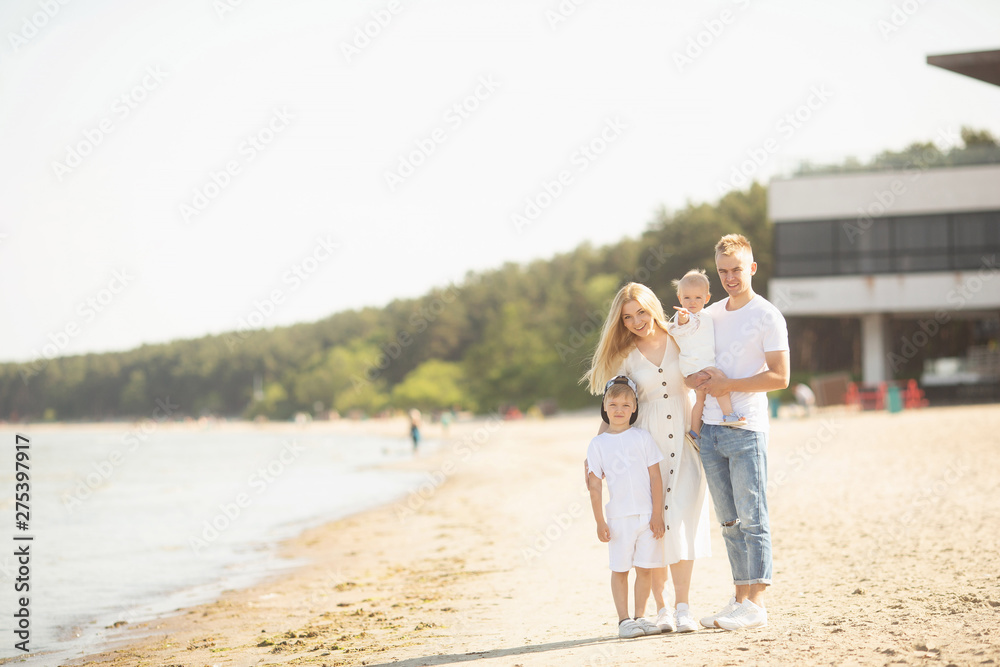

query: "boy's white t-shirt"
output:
701 294 789 433
586 427 663 519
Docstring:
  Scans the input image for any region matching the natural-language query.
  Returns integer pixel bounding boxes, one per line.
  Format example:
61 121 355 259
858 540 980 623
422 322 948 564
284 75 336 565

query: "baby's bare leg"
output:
691 389 706 437
704 366 738 417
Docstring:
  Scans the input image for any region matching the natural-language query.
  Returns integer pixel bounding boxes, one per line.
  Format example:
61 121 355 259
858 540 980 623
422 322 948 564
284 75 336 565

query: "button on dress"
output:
618 340 712 563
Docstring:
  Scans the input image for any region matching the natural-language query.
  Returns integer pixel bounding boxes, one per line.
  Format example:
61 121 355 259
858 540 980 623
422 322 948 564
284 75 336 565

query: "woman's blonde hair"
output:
582 282 670 395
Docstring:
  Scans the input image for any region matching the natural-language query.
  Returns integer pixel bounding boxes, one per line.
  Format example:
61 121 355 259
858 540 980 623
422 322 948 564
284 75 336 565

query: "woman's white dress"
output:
618 339 712 563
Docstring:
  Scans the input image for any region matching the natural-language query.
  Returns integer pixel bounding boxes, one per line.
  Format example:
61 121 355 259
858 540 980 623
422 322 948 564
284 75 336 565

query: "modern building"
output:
768 49 1000 399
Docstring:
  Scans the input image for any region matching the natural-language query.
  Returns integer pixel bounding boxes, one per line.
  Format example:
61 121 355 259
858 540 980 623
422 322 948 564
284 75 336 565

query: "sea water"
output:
0 425 430 664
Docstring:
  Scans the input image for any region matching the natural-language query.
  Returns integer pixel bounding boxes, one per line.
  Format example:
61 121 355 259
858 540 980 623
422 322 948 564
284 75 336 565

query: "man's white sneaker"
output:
618 618 645 639
655 607 676 633
674 604 698 633
634 617 661 635
715 599 768 631
699 597 738 629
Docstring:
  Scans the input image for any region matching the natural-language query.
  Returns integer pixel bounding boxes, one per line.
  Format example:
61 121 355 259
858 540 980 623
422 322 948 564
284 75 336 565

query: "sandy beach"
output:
26 405 1000 667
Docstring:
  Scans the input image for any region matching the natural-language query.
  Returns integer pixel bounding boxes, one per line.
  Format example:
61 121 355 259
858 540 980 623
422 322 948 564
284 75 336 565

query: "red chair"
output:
848 382 886 411
845 382 860 409
903 379 929 409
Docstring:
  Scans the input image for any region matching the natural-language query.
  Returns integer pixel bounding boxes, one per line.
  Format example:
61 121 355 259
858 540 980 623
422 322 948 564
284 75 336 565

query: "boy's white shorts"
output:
608 513 664 572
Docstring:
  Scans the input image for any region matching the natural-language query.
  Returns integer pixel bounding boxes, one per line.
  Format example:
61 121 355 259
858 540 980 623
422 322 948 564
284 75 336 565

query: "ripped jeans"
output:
699 424 772 585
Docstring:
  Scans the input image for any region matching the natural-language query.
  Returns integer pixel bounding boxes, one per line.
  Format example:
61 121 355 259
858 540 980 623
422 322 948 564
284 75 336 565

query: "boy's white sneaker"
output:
655 607 676 633
634 617 661 635
715 599 768 630
618 618 645 639
699 597 738 629
674 604 698 633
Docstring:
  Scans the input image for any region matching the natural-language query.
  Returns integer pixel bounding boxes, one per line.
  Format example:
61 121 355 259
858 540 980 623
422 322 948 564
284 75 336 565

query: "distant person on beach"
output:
688 234 789 631
794 383 816 416
586 376 665 639
409 409 421 451
667 269 747 438
584 282 711 634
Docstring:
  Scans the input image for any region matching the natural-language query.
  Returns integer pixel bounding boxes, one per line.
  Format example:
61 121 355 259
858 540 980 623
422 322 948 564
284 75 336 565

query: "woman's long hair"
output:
582 282 671 395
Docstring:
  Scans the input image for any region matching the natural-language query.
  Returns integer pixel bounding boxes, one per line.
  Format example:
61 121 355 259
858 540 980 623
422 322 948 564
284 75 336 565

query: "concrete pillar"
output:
861 313 888 384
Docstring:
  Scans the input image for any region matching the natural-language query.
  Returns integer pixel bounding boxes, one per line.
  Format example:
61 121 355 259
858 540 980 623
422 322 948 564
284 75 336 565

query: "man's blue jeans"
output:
699 424 772 585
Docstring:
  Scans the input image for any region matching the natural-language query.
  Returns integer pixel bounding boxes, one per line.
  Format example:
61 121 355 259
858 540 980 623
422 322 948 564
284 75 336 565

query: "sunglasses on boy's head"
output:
605 375 638 395
601 375 639 425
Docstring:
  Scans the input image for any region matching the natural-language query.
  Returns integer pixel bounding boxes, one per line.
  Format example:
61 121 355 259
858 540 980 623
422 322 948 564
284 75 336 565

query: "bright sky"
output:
1 0 998 363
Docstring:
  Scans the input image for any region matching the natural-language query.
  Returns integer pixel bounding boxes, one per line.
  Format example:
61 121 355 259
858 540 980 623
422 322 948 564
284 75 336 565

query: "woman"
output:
583 282 711 633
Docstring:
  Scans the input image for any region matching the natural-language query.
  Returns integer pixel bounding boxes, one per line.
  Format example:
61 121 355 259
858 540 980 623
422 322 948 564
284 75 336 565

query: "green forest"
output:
2 129 995 422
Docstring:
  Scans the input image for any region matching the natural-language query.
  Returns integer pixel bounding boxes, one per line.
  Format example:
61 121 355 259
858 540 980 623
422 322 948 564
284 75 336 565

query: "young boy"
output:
667 269 746 440
587 375 666 639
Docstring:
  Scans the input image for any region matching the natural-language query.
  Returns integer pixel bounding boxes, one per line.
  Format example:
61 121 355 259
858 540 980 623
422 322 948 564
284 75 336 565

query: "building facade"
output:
767 47 1000 400
769 164 1000 387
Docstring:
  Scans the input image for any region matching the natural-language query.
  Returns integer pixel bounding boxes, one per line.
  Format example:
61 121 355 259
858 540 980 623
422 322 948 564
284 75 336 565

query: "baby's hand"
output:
673 306 690 326
596 521 611 543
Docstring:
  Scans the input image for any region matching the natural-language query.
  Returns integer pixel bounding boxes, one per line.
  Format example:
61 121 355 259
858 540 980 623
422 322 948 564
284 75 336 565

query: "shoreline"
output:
9 406 1000 666
0 415 504 667
14 414 436 438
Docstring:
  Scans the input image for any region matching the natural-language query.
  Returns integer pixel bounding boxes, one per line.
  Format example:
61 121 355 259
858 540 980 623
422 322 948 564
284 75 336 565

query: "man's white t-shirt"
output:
587 427 663 519
701 294 789 433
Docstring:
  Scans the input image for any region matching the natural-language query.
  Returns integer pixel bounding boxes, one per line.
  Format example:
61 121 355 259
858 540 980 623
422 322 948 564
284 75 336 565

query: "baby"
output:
667 269 746 437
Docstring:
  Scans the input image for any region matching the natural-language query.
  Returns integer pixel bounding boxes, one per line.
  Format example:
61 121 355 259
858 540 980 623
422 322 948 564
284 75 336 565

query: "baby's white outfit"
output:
667 311 716 377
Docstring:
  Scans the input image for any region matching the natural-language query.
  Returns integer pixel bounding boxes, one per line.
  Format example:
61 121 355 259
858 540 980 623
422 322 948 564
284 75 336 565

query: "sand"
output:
30 405 1000 666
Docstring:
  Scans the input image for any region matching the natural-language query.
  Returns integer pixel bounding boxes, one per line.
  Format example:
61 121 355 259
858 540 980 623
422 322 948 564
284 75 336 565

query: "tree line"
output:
2 127 993 421
1 183 771 421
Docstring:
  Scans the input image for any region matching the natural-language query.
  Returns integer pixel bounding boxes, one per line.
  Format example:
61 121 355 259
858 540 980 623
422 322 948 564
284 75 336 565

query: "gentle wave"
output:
0 426 428 664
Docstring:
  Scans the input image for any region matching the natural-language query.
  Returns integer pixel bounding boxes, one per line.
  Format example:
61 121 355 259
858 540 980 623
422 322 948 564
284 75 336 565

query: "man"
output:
689 233 789 631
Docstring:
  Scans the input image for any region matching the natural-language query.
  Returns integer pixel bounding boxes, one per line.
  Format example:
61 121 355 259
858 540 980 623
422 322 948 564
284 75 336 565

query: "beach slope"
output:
66 405 1000 666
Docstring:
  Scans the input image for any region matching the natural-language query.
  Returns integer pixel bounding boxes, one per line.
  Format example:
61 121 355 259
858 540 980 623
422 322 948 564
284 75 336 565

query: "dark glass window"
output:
777 257 836 277
839 217 890 254
894 215 949 271
953 212 1000 270
838 255 893 274
775 210 1000 277
894 253 951 272
894 215 948 251
953 250 994 271
778 221 833 255
953 212 999 250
